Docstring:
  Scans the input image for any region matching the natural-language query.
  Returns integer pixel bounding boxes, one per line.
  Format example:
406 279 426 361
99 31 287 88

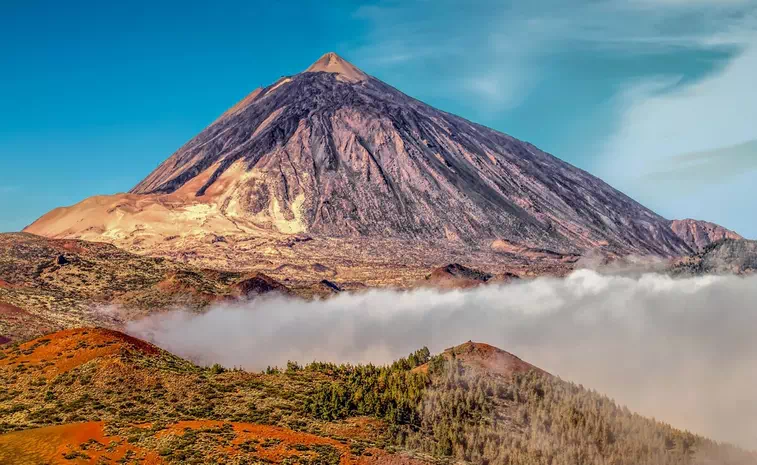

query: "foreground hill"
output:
26 52 711 277
1 329 755 464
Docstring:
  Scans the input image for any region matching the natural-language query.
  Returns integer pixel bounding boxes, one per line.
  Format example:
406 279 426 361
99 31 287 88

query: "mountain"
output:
25 52 702 275
2 329 755 464
670 218 743 252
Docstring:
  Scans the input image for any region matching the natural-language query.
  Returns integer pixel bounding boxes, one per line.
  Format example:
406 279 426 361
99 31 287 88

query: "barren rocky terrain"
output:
0 233 343 343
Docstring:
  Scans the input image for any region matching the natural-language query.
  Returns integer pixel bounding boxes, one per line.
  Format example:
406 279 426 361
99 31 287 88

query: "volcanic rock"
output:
426 263 493 288
670 219 743 252
233 273 291 298
318 279 342 293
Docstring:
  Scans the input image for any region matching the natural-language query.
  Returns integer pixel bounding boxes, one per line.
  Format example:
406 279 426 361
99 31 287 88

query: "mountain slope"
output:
26 52 695 263
2 330 754 464
670 218 743 252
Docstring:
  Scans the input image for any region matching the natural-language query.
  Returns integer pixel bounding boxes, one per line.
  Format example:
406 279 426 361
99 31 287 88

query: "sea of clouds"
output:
126 269 757 449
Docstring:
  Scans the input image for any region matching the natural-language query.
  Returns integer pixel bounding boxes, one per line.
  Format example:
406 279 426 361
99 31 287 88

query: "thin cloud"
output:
350 0 756 111
646 139 757 186
598 32 757 236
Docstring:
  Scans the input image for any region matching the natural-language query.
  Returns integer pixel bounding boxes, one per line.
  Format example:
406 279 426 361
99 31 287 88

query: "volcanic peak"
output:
303 51 368 82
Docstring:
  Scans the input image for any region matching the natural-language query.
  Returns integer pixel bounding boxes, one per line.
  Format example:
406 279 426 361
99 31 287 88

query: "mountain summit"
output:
27 51 701 275
304 52 368 82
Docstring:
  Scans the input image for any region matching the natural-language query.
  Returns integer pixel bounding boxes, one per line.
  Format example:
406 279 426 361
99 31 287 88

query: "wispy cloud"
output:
351 0 756 110
598 29 757 235
647 140 757 187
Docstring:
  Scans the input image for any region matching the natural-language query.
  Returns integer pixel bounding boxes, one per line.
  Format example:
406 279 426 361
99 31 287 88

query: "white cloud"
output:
128 270 757 449
598 35 757 236
605 43 757 163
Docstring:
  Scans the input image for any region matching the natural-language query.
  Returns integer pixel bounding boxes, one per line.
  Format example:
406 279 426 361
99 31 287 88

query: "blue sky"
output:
1 0 755 237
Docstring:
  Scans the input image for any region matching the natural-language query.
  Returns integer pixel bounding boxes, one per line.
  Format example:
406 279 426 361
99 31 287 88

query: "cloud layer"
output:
128 270 757 449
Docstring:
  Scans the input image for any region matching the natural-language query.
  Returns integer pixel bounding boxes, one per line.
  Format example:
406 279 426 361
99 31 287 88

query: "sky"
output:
1 0 755 237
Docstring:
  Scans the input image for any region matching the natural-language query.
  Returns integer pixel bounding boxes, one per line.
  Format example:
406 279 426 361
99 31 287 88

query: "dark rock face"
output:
233 274 291 298
429 263 493 282
670 219 743 252
319 279 342 293
425 263 494 288
129 53 692 257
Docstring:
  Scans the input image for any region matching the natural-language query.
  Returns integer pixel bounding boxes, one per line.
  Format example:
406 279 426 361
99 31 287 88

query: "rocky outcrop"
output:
425 263 493 289
671 239 757 275
670 219 742 252
232 274 291 298
318 279 342 293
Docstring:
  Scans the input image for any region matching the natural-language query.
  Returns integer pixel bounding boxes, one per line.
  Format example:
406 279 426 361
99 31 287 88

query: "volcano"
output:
27 52 698 276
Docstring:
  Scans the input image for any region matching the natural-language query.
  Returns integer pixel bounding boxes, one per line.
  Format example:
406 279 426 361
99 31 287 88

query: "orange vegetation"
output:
151 420 425 464
0 422 161 465
0 420 427 465
0 328 158 378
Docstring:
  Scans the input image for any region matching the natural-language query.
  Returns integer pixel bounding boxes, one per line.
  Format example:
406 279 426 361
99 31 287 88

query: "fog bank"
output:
127 270 757 449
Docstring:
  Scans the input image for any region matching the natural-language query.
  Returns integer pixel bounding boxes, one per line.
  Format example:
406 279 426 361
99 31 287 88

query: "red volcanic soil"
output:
0 301 28 316
0 420 428 464
0 422 161 465
0 301 35 345
0 328 159 377
58 240 90 254
152 420 426 464
416 341 547 380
